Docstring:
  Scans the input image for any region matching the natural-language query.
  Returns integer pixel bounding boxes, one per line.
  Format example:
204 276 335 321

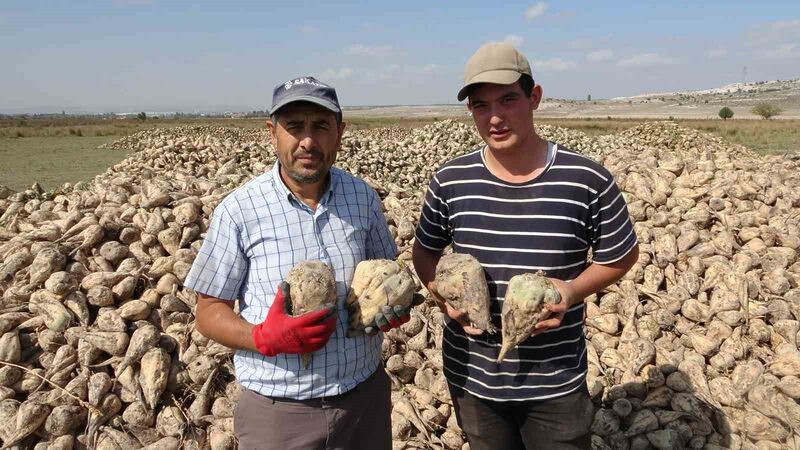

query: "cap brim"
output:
457 70 523 101
270 95 341 116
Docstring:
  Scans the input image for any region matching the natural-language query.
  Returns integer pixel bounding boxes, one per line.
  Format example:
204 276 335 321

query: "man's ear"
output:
336 121 347 148
530 85 543 110
266 119 277 148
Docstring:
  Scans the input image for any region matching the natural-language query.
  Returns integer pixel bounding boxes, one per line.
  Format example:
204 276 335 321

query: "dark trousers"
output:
234 369 392 450
449 385 594 450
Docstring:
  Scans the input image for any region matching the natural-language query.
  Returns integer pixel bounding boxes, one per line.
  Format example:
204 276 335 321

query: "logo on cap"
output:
284 77 328 91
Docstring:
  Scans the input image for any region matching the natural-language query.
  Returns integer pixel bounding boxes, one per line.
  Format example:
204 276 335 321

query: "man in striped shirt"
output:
185 76 408 449
412 42 639 449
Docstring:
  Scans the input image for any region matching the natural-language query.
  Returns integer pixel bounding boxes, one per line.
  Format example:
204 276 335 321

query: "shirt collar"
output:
270 161 338 206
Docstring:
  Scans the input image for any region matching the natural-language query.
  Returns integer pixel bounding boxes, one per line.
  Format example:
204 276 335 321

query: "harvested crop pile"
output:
1 119 799 449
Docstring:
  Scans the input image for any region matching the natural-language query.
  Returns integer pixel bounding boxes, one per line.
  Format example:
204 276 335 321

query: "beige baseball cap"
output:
457 42 532 101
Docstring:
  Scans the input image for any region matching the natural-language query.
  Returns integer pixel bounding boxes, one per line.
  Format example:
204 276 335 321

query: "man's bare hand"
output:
532 278 578 336
429 281 485 336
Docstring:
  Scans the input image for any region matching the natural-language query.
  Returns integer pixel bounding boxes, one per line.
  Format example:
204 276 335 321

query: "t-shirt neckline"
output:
479 141 557 187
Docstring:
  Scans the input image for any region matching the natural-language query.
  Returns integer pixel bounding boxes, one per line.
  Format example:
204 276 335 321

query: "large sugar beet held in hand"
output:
285 260 337 369
434 253 496 333
497 272 561 363
346 259 415 337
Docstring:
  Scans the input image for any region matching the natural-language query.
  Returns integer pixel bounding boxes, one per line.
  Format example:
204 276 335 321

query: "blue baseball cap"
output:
270 76 341 117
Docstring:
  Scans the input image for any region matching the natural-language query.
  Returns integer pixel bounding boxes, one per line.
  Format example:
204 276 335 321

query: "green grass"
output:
537 118 800 155
0 136 132 191
537 118 646 136
679 119 800 155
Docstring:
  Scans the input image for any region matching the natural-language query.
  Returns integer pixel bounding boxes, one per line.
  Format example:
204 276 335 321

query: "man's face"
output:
266 103 345 185
468 81 541 153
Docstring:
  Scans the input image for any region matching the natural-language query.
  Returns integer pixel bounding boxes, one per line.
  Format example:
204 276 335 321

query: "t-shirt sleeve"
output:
366 190 399 260
414 174 453 251
184 202 248 300
588 175 638 264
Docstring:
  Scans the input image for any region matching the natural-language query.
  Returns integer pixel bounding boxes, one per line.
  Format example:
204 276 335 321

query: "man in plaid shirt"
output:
185 76 408 450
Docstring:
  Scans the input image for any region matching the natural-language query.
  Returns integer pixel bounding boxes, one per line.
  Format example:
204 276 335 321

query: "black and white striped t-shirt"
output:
415 142 637 402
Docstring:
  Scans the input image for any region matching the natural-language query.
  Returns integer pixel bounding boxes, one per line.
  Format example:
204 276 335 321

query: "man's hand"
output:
365 293 425 335
531 248 640 336
532 278 578 336
429 281 485 336
251 282 336 356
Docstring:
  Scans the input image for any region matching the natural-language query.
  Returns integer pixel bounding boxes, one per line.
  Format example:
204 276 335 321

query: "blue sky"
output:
2 1 798 113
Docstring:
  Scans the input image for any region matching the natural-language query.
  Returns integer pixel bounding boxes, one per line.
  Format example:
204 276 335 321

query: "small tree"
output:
751 103 781 120
137 112 147 121
587 94 592 101
718 107 734 120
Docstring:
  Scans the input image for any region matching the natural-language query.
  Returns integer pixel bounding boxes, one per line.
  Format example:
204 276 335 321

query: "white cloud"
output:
113 0 153 5
553 10 577 19
319 68 354 81
567 39 592 49
618 53 678 67
361 21 378 30
300 25 318 34
407 64 437 74
567 39 592 50
770 19 800 30
364 63 436 81
345 44 393 57
567 35 612 49
524 2 547 21
662 36 687 44
745 20 800 61
706 48 728 59
366 64 401 81
746 19 800 46
504 35 525 48
765 43 800 59
587 49 614 62
532 58 577 71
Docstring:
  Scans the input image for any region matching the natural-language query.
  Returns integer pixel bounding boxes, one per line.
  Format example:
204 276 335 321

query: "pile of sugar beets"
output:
1 119 800 449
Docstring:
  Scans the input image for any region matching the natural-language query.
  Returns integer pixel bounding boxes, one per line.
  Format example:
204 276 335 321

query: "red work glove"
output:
251 282 336 357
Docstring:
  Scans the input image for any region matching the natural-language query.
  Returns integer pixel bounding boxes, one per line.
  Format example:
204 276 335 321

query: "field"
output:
2 113 800 449
0 136 132 192
538 118 800 154
1 115 798 192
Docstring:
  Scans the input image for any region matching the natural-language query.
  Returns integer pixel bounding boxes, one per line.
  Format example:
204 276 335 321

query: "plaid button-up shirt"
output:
185 162 397 400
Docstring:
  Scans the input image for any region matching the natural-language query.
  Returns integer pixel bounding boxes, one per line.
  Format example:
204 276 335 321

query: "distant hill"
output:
611 79 800 101
530 78 800 119
3 79 797 119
